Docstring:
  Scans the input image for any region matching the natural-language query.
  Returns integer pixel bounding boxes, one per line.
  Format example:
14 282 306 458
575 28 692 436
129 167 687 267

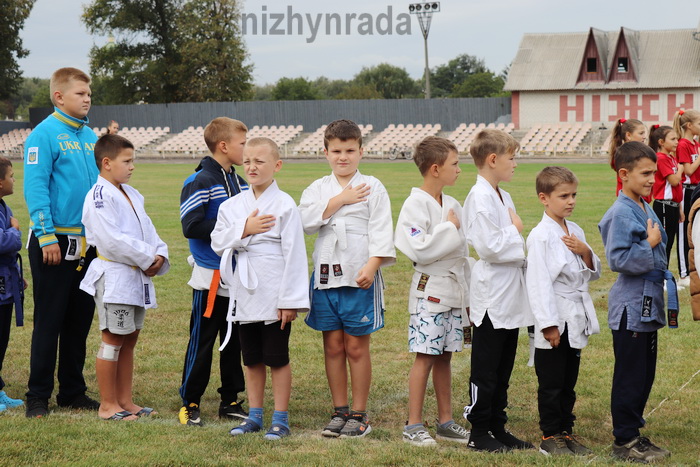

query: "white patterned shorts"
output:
408 299 463 355
95 276 145 335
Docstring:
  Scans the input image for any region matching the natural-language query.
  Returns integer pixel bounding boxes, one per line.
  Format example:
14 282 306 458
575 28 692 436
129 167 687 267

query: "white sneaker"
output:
403 425 437 446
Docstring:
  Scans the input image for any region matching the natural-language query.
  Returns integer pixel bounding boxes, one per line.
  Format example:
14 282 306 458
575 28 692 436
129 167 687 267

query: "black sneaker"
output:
321 410 349 438
26 398 49 418
493 429 535 450
467 432 509 452
612 436 670 463
218 400 248 420
57 393 100 410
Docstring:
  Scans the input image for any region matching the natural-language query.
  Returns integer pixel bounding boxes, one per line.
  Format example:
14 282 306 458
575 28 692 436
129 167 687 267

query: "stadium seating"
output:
247 124 303 147
519 123 591 154
94 126 170 150
446 122 514 153
363 124 440 154
292 124 373 154
0 128 31 156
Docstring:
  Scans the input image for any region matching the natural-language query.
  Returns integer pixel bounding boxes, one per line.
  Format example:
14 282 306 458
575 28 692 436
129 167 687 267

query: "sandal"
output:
230 418 262 436
136 407 157 417
101 410 136 421
264 423 291 440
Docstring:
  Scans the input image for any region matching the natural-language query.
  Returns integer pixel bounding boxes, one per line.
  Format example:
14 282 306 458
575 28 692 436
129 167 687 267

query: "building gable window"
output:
587 58 597 73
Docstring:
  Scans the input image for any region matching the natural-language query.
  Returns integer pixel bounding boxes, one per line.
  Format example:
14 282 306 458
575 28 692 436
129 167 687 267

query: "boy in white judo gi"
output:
299 119 395 438
462 129 534 452
80 134 169 421
526 167 600 456
211 137 309 440
395 137 471 446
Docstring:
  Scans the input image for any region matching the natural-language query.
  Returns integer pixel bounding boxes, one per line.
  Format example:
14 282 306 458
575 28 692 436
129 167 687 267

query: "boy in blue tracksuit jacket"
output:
23 68 100 418
0 157 25 412
178 117 248 426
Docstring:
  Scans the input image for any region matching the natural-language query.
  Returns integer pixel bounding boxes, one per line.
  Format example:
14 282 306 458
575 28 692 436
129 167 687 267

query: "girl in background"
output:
650 125 683 285
608 118 648 200
673 109 700 287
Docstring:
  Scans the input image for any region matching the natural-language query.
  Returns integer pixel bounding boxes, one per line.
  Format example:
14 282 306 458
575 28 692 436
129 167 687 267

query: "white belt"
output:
318 217 368 264
552 281 600 336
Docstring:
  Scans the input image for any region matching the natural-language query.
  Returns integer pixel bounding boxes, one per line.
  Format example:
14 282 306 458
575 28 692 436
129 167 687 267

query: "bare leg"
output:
96 331 135 420
407 353 436 425
245 363 267 409
432 352 453 424
270 363 291 412
116 331 141 414
323 330 348 407
345 333 371 412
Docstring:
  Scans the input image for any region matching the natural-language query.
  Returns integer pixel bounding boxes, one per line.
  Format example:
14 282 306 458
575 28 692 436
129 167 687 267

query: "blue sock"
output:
271 410 289 429
248 407 264 428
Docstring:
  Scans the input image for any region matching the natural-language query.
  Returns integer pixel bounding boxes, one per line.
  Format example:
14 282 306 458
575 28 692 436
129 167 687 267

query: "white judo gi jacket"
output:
463 175 533 329
211 180 310 326
526 213 601 349
299 170 395 290
395 188 470 314
80 176 170 308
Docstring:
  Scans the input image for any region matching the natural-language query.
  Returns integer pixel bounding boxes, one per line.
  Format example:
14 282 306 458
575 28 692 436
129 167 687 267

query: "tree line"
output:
0 0 508 120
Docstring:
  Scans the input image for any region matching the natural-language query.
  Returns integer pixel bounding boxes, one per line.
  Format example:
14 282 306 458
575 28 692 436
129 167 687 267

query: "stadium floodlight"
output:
409 2 441 99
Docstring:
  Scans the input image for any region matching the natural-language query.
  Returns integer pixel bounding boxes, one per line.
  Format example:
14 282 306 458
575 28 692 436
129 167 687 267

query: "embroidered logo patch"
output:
427 296 441 304
320 264 329 284
57 133 70 140
417 273 429 291
332 264 343 277
144 284 151 305
27 147 38 164
409 227 422 237
641 296 652 319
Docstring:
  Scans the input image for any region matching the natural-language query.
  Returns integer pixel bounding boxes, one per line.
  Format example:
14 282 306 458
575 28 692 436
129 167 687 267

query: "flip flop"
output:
136 407 157 417
101 410 135 421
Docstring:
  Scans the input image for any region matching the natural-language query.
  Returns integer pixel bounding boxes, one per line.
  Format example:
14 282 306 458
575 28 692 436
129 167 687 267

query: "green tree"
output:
6 77 49 120
430 54 488 97
271 77 319 101
451 72 506 98
82 0 252 104
352 63 419 99
335 84 382 100
0 0 36 106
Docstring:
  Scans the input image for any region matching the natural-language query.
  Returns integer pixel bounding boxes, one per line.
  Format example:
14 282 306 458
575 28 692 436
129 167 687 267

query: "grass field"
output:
1 159 699 466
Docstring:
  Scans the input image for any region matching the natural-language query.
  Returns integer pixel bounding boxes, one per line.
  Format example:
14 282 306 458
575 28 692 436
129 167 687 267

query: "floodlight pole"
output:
409 3 440 99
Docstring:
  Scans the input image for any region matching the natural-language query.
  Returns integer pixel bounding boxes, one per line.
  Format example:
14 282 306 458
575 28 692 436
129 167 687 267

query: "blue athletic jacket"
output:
0 200 23 325
180 156 247 269
24 108 99 247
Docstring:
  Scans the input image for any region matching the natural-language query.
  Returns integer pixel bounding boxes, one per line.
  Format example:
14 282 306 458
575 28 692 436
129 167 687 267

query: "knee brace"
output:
97 342 122 362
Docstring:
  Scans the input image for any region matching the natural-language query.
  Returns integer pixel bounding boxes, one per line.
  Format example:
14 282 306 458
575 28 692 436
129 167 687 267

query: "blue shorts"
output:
306 281 384 337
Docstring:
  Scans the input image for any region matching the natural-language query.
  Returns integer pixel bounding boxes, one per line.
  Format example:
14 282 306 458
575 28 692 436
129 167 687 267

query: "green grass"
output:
1 159 698 466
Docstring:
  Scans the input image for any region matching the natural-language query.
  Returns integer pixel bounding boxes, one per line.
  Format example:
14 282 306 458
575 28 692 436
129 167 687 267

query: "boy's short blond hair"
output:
324 119 362 149
246 137 280 161
413 136 458 175
50 68 91 106
94 134 134 170
203 117 248 153
469 129 519 168
535 166 578 195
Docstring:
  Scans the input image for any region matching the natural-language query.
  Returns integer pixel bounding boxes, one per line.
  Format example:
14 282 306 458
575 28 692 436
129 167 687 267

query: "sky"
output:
18 0 700 85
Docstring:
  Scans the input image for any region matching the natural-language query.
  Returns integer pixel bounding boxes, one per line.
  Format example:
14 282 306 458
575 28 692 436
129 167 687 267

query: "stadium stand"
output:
155 126 206 154
0 128 31 156
519 123 591 154
363 123 440 154
292 124 373 154
446 122 515 153
248 124 303 147
93 126 171 150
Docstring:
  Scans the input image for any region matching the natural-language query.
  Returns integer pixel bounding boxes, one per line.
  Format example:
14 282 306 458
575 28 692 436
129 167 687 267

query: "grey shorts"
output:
95 276 145 335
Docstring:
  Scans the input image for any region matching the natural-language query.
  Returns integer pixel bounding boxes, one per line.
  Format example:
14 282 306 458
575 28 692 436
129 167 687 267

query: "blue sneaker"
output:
0 391 24 409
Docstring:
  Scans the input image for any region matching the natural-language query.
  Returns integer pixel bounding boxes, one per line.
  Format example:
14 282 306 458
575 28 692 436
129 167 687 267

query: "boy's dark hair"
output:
535 166 578 195
0 156 12 180
324 119 362 149
648 125 674 152
94 134 135 169
204 117 248 153
615 141 657 173
413 136 458 175
469 129 519 168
